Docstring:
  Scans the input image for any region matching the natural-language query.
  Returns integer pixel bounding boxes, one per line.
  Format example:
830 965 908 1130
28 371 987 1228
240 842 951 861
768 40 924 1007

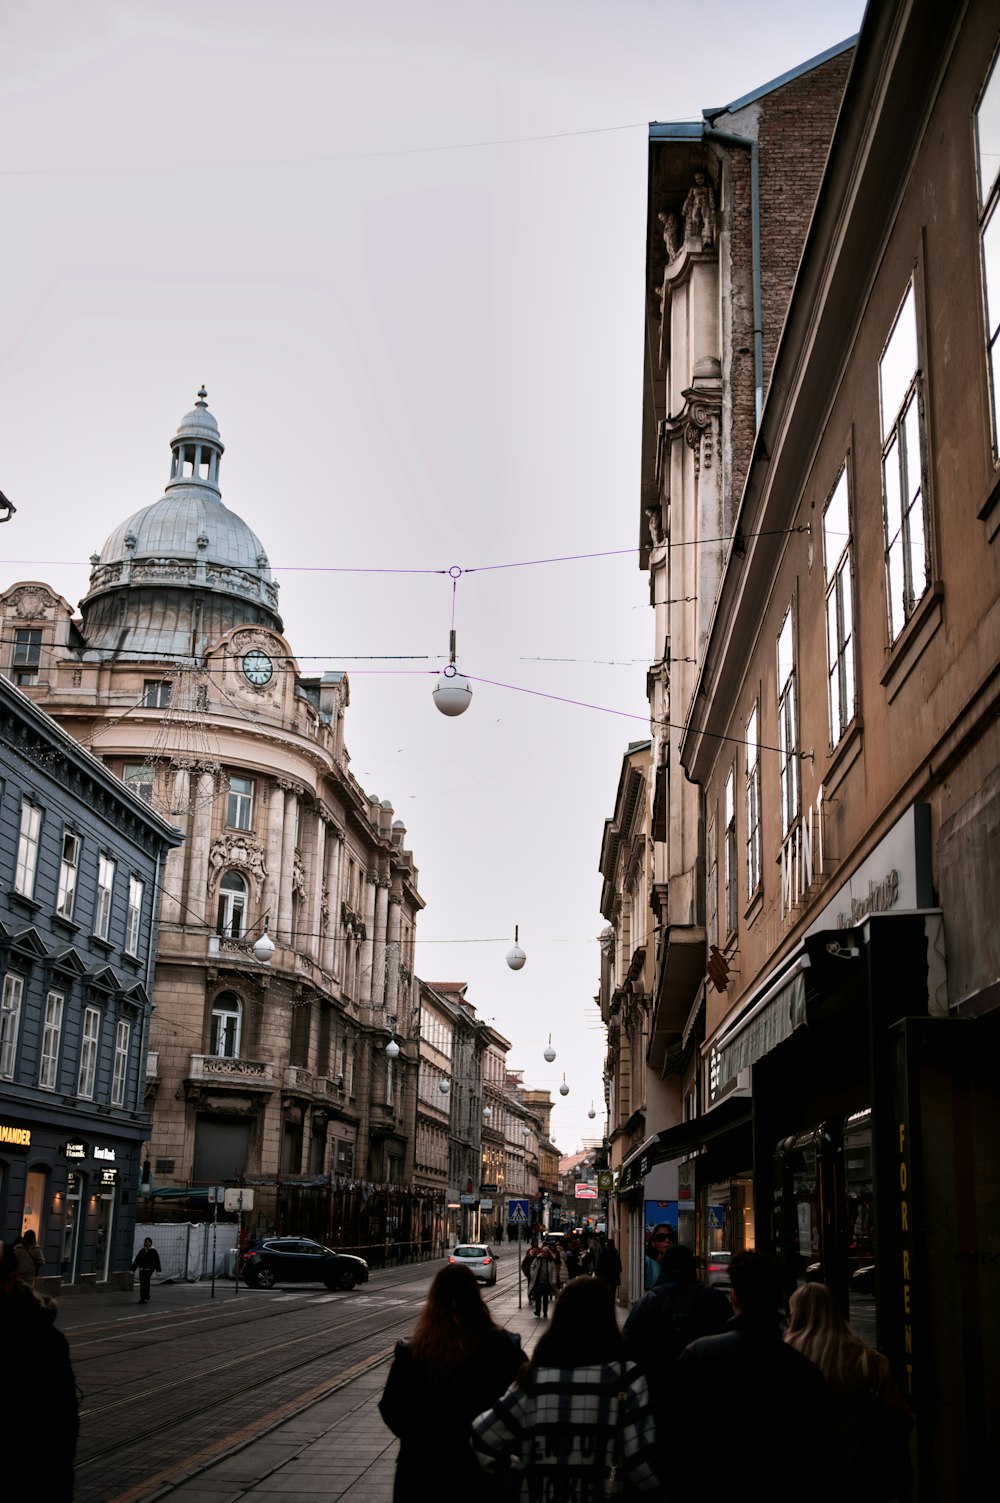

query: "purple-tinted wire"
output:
450 576 458 633
465 673 645 722
464 547 637 573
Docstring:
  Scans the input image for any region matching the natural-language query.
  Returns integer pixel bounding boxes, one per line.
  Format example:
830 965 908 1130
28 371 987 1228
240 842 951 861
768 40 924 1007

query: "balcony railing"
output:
188 1054 276 1088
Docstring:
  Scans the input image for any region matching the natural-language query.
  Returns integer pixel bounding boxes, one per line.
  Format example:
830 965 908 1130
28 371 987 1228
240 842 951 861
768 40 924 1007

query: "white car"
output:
448 1243 498 1284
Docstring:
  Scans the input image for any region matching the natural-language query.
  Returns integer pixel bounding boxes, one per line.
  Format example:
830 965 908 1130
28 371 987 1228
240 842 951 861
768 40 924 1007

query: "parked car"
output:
448 1243 498 1284
240 1238 369 1291
705 1250 732 1287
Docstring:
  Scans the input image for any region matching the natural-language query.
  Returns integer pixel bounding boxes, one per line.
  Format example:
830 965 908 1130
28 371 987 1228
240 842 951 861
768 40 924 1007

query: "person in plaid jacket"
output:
471 1277 660 1502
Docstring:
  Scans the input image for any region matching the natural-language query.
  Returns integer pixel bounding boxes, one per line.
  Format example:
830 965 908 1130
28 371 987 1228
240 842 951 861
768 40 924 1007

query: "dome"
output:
79 391 282 658
96 493 271 577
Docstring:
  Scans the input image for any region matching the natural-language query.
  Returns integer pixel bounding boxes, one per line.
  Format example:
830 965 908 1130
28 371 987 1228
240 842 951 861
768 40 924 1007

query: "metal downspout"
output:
704 126 763 428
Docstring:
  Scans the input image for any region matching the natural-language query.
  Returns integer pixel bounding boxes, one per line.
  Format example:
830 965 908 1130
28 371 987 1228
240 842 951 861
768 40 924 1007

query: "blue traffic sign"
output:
508 1198 530 1223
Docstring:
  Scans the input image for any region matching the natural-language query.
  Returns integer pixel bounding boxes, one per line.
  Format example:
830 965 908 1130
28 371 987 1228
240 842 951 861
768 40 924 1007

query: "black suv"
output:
240 1238 369 1291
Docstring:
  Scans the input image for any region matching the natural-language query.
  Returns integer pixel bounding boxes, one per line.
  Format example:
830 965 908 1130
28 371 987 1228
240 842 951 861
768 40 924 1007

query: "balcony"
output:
283 1064 317 1095
187 1054 276 1090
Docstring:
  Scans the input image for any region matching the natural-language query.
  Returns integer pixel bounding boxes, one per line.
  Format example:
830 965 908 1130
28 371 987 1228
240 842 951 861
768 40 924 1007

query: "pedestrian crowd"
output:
380 1240 914 1503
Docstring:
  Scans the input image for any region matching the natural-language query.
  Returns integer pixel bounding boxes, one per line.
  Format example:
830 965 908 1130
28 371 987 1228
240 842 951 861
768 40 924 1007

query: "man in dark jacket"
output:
667 1252 837 1501
132 1236 162 1303
623 1243 731 1404
1 1241 78 1501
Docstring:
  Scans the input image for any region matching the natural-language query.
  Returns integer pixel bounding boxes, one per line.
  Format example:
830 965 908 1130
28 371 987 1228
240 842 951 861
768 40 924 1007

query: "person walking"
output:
666 1252 837 1500
527 1241 560 1319
379 1263 525 1503
623 1243 731 1406
132 1236 161 1303
1 1241 78 1502
594 1233 622 1297
472 1276 660 1502
13 1228 44 1286
786 1281 913 1501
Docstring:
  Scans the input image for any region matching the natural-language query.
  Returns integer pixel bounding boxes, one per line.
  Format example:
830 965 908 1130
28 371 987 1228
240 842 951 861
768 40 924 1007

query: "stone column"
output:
360 875 377 1010
263 780 285 931
309 812 327 965
186 770 216 926
386 892 402 1022
372 882 389 1013
322 826 343 975
160 765 190 923
277 784 299 943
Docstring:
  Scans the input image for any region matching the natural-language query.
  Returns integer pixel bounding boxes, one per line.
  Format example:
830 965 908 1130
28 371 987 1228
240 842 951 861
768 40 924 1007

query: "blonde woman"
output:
785 1282 912 1501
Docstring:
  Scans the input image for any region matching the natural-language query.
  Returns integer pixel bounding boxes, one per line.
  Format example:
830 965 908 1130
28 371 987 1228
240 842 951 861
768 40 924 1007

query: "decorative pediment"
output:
3 924 49 961
119 981 151 1012
85 962 122 992
208 833 267 897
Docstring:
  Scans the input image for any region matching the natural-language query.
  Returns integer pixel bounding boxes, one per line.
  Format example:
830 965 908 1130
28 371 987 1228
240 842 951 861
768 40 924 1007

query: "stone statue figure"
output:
682 171 716 249
657 210 683 262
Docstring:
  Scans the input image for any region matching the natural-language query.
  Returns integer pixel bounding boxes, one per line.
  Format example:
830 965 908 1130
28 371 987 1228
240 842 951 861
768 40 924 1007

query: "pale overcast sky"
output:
1 0 866 1153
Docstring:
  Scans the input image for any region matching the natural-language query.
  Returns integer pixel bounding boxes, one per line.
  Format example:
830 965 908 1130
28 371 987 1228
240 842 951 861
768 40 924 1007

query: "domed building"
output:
0 393 435 1266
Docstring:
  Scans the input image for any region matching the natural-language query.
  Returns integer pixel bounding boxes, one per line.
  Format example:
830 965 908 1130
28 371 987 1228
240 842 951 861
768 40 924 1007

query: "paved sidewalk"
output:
156 1275 544 1502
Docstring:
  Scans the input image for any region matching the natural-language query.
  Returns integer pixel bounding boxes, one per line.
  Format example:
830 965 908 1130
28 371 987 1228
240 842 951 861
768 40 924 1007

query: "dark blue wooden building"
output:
0 675 181 1289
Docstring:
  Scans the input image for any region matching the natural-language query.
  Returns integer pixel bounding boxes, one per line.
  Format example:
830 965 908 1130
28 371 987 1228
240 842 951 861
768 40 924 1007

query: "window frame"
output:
823 468 857 746
226 775 254 832
39 991 64 1090
777 608 800 839
0 972 23 1079
142 679 172 709
210 994 242 1059
15 799 42 897
57 829 82 919
745 702 762 897
125 875 144 956
78 1005 101 1099
879 283 931 642
723 765 738 938
217 870 248 938
13 627 42 685
111 1019 130 1107
95 853 116 941
975 47 1000 457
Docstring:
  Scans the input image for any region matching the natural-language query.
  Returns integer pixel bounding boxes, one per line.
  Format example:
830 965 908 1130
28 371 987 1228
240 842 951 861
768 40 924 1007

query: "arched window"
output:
217 872 248 939
210 994 242 1059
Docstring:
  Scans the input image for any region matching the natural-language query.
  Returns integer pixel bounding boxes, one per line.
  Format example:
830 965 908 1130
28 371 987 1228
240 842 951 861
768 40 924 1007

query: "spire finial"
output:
195 385 208 408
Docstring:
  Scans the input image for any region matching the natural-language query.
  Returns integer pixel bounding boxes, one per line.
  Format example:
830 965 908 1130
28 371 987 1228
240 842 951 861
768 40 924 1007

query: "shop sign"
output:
575 1183 598 1199
0 1123 31 1147
596 1171 614 1192
94 1145 116 1162
480 1199 493 1213
459 1193 478 1205
99 1168 118 1187
64 1140 88 1160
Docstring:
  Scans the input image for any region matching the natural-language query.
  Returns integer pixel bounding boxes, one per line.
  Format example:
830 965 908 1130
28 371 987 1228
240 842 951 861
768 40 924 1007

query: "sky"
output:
0 0 866 1154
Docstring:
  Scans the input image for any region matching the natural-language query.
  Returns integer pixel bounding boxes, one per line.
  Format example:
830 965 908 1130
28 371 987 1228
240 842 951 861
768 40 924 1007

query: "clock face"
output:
242 649 273 686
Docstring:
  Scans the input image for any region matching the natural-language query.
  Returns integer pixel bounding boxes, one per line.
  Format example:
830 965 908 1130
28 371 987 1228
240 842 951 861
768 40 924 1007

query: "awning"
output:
616 1094 751 1192
712 952 811 1090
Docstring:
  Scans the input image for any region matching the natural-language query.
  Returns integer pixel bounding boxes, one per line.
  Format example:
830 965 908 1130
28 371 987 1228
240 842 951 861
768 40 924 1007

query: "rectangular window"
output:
777 610 800 838
745 704 762 896
976 50 1000 454
227 775 254 831
706 818 718 950
122 762 154 805
15 800 42 897
39 992 64 1090
13 628 42 686
78 1006 101 1098
95 854 115 940
1 973 23 1078
57 830 81 919
823 469 857 745
724 767 738 937
142 679 172 708
880 284 930 641
125 876 144 956
112 1020 130 1107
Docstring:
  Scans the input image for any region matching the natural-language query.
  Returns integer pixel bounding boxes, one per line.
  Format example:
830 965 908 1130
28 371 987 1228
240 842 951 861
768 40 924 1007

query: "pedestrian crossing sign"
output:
508 1198 530 1224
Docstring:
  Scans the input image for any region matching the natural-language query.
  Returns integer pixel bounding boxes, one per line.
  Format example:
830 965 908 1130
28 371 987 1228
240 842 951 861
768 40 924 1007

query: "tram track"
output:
72 1262 521 1503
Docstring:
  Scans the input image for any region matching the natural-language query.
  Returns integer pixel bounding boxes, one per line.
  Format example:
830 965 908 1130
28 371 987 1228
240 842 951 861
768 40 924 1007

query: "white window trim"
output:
745 704 762 897
15 800 42 897
211 997 242 1059
823 469 857 746
879 284 931 642
777 608 800 839
39 991 64 1090
78 1006 101 1099
95 854 115 941
57 830 81 920
126 875 144 956
227 775 254 832
724 766 738 938
112 1019 130 1107
1 973 23 1079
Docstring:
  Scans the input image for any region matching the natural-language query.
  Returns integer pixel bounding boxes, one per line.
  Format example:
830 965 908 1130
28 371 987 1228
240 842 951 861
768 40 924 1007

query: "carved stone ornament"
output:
208 833 268 896
292 855 306 898
8 586 54 619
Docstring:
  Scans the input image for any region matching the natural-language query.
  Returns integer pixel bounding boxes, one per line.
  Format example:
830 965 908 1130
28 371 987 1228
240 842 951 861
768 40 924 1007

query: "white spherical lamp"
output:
253 921 275 964
543 1034 556 1063
506 923 526 970
385 1037 400 1059
559 1074 569 1098
432 667 473 717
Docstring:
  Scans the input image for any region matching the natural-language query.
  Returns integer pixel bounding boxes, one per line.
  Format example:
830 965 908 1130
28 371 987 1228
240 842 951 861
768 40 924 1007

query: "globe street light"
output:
506 924 526 970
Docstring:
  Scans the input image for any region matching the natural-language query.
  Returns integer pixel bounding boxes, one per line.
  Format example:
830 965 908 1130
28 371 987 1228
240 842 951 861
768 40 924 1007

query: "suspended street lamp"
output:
588 1102 597 1120
385 1036 400 1060
253 915 275 965
559 1074 569 1097
506 924 526 971
432 577 472 715
543 1034 556 1063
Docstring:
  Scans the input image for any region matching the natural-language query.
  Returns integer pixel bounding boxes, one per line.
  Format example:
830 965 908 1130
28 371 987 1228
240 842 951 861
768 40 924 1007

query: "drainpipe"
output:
704 127 763 428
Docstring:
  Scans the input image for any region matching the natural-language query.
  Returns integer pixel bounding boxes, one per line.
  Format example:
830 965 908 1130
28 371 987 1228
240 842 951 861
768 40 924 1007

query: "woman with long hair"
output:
379 1263 524 1503
472 1277 660 1501
785 1282 913 1500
